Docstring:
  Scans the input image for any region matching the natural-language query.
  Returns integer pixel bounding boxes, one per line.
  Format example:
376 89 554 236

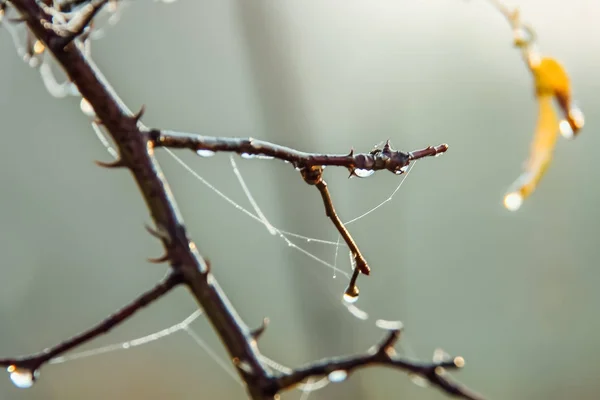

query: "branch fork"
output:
1 1 479 399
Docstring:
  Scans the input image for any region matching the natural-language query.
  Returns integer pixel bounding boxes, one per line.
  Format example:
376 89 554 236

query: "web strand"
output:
83 119 420 393
49 310 203 364
164 148 350 278
183 326 242 385
344 161 416 225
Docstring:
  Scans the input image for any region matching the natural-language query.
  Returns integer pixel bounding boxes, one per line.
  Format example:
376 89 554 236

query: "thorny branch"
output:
0 1 480 399
272 329 483 400
0 272 182 373
154 131 447 291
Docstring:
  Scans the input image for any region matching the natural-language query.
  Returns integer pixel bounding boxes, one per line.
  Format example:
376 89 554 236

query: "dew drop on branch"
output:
354 169 374 178
559 120 574 139
33 41 45 55
343 292 359 304
196 149 216 158
503 192 523 211
408 373 430 388
7 366 38 389
432 348 450 363
327 370 348 383
394 166 409 175
569 107 585 129
80 98 95 117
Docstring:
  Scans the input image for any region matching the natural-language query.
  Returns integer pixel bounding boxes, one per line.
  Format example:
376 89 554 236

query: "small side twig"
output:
0 271 182 375
273 329 483 400
154 131 447 297
151 130 448 176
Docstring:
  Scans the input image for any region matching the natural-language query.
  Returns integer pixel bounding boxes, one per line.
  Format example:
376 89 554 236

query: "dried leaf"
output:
504 94 557 211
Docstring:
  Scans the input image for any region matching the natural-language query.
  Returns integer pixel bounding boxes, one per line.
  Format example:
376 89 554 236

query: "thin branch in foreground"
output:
0 271 182 386
154 131 447 286
301 165 370 302
3 1 481 399
272 329 484 400
151 130 448 176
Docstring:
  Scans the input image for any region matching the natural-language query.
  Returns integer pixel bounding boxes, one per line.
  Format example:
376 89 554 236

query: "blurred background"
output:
1 0 599 399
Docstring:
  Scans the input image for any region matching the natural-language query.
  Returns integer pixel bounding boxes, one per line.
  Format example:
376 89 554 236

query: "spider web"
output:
1 5 429 397
68 122 424 396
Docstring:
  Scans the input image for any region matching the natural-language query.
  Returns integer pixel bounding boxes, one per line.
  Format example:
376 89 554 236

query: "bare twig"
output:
152 130 448 176
9 1 272 398
0 272 182 374
154 132 447 290
273 329 484 400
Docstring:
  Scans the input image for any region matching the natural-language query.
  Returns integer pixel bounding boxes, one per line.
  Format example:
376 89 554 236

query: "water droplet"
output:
196 149 216 158
327 370 348 383
306 239 312 243
33 41 45 55
559 120 574 139
433 348 450 363
80 98 95 117
255 155 274 160
122 343 131 349
569 107 585 129
343 284 359 303
343 292 359 304
503 192 522 211
375 319 403 330
236 360 254 374
7 366 38 389
454 356 465 368
394 166 409 175
408 373 430 388
354 169 374 178
241 153 255 159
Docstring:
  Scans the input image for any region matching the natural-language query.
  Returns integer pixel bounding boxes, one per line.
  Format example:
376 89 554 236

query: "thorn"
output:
203 257 211 274
132 105 146 124
145 224 171 242
250 318 270 341
347 148 354 157
147 253 171 264
94 158 125 168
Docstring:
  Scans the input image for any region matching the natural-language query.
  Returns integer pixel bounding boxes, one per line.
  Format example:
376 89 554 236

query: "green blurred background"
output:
1 0 599 399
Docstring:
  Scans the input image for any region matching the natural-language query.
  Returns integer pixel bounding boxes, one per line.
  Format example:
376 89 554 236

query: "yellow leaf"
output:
531 57 584 137
504 94 558 211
